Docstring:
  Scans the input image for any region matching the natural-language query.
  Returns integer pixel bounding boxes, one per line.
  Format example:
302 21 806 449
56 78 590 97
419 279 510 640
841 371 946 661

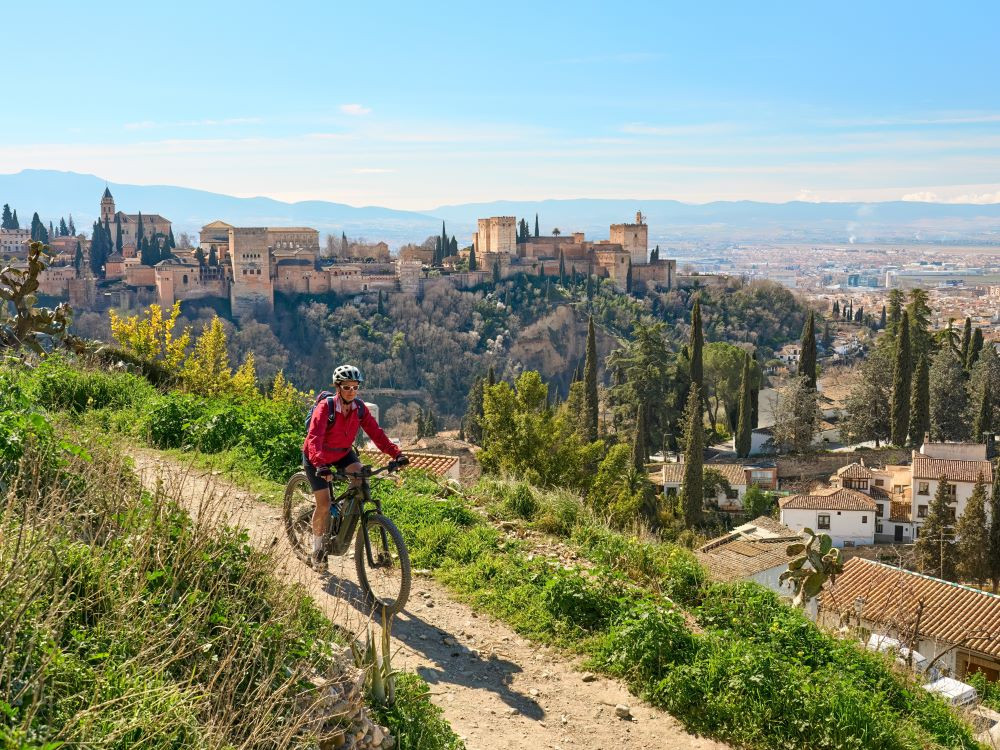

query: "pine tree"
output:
990 465 1000 592
968 328 984 370
961 317 973 365
58 217 68 236
632 404 647 472
975 382 993 442
798 311 817 389
167 227 176 250
534 213 539 238
468 244 477 271
583 316 598 442
915 473 958 580
48 220 54 239
680 386 704 527
735 353 752 458
1 204 11 230
30 212 47 242
907 353 930 447
689 298 704 396
890 310 911 446
68 215 75 235
957 474 990 586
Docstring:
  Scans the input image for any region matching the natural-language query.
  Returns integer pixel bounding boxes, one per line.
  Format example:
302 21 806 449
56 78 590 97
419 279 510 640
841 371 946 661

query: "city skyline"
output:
5 1 1000 209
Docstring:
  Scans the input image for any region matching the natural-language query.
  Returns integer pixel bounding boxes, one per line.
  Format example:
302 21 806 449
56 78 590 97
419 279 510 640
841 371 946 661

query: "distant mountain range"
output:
3 169 1000 247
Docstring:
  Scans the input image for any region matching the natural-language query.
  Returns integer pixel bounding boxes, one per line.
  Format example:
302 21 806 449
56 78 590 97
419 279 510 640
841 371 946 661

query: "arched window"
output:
182 274 188 284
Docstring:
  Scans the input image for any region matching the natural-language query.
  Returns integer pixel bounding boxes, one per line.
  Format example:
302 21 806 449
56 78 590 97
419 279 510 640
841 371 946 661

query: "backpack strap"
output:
325 395 336 422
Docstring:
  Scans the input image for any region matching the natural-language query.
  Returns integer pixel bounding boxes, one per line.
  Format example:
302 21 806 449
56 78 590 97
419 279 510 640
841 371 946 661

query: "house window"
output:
817 514 831 530
876 504 884 517
876 521 883 533
862 515 868 524
918 505 928 518
665 487 677 497
947 507 956 522
918 482 929 496
945 484 956 500
875 479 884 487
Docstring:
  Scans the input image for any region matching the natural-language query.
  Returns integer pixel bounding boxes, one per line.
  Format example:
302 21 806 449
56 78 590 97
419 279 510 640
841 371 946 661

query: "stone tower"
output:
100 187 116 224
609 211 649 266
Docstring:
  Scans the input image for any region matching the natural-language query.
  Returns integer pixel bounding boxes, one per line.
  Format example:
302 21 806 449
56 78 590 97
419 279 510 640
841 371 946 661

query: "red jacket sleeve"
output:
304 398 332 467
360 407 401 458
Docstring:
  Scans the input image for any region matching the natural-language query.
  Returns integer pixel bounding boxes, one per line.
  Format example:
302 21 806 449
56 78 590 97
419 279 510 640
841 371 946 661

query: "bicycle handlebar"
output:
327 459 407 482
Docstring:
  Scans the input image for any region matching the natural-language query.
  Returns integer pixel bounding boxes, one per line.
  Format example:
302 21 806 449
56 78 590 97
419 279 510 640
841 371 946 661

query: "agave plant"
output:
350 607 397 707
779 527 844 607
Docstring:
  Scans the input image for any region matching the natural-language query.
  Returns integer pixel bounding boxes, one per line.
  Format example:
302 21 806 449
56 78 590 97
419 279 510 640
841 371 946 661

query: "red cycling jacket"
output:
303 395 401 467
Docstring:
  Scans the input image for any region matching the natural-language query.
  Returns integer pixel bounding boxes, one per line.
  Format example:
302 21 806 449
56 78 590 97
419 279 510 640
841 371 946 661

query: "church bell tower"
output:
100 187 115 224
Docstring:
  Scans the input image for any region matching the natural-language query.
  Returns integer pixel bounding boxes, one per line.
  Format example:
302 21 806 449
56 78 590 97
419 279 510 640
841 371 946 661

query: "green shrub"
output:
368 673 465 750
28 354 157 413
532 487 583 536
501 482 539 519
542 569 627 631
595 599 697 685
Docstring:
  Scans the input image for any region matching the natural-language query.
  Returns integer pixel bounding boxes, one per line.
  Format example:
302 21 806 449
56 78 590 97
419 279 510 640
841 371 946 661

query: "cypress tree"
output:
58 217 68 236
968 328 984 370
534 213 539 237
558 250 566 285
586 273 594 301
632 404 647 472
1 204 11 229
114 214 123 253
975 381 992 442
468 245 477 271
879 305 886 329
990 464 1000 592
584 316 598 442
167 227 176 250
689 298 704 395
907 353 930 447
135 212 144 247
798 311 817 389
11 209 18 229
680 386 704 527
68 215 75 235
208 246 218 266
625 260 633 293
48 220 54 239
377 289 385 315
961 317 973 365
832 300 839 317
492 259 501 285
957 474 990 586
890 310 912 446
73 241 83 276
735 353 752 458
30 212 47 242
487 366 495 386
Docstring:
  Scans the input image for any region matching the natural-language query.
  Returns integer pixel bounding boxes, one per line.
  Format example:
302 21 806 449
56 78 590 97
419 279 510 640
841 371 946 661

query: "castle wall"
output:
610 220 648 266
229 227 274 315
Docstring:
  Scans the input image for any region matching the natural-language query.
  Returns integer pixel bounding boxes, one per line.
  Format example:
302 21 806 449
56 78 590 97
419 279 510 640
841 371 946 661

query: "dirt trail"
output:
128 449 727 750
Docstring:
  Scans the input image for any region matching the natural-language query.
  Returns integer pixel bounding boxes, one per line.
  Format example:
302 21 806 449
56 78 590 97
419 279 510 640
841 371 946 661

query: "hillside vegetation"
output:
1 356 984 750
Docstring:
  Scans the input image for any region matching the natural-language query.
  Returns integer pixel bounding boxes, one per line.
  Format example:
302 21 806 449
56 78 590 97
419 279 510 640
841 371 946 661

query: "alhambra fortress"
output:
4 190 679 314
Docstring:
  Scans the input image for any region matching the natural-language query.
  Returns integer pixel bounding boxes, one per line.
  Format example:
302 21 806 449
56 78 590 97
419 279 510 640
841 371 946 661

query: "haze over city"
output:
5 1 1000 209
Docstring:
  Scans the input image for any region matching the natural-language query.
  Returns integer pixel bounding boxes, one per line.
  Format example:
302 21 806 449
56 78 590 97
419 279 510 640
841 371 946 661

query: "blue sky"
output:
4 1 1000 208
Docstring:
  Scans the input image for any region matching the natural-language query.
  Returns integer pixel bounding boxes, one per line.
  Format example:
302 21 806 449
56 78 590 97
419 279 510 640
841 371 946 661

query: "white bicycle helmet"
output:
333 364 364 384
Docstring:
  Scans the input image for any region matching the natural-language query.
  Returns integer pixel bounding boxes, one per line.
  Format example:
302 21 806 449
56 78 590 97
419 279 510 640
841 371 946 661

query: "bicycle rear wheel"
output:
283 472 314 564
355 514 411 616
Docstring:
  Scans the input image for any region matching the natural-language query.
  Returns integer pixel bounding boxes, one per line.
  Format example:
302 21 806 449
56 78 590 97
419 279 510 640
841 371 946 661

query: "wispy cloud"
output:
340 103 372 116
827 112 1000 128
124 117 261 131
621 122 737 137
903 188 1000 204
353 167 394 174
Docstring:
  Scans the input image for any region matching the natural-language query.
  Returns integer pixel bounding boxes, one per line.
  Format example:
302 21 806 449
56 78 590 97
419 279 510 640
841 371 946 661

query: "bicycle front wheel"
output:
355 514 411 616
283 472 314 564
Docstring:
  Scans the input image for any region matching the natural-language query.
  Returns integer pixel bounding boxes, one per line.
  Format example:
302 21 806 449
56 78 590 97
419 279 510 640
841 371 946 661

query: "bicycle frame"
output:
325 468 389 558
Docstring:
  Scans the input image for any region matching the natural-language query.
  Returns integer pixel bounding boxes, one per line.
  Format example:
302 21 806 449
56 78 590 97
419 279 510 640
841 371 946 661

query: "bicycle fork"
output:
360 517 392 568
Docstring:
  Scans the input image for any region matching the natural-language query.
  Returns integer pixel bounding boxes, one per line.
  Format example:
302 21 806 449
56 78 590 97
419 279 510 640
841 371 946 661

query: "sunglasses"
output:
338 385 361 391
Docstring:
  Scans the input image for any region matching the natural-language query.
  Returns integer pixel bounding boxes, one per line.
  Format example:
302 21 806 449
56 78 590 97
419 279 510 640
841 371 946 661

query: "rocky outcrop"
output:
302 655 394 750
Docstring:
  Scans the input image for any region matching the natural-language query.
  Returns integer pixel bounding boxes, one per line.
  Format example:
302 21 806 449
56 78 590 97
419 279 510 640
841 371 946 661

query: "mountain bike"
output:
283 459 411 616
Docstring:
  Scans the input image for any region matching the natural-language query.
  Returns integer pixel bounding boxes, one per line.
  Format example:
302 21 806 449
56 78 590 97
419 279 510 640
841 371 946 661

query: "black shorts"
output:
302 450 360 491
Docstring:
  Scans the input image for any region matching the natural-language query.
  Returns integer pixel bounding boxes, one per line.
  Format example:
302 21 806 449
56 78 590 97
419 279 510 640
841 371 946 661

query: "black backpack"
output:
304 390 367 433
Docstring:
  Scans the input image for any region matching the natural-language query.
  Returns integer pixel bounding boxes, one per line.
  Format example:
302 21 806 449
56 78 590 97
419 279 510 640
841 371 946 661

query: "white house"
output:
776 343 801 365
819 558 1000 681
749 426 775 456
779 487 876 547
910 444 992 536
696 516 803 596
829 460 915 543
656 462 748 511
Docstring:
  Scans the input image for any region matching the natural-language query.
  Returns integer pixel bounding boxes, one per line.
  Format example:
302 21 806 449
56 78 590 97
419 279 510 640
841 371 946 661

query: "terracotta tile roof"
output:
837 462 874 479
779 487 877 512
870 486 891 499
737 515 800 538
912 454 992 483
889 500 911 522
819 558 1000 658
658 462 747 487
696 538 796 583
359 450 458 478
